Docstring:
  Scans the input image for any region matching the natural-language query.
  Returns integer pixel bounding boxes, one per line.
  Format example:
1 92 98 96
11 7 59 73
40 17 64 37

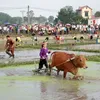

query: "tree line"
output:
0 5 100 25
0 12 22 25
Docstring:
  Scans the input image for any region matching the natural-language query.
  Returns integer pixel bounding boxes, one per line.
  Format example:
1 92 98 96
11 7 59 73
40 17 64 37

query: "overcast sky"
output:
0 0 100 17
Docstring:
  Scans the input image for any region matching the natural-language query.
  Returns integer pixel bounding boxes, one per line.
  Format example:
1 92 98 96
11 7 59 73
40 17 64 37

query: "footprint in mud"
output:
32 69 49 76
0 72 6 76
4 58 15 64
0 55 5 59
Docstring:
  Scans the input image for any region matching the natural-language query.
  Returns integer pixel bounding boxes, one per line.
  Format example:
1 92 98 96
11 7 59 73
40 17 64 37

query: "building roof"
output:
76 5 92 11
91 15 95 19
89 16 100 20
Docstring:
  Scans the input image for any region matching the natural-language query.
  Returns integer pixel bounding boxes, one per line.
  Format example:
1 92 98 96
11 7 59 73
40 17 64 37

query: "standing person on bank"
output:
5 35 15 58
37 42 51 72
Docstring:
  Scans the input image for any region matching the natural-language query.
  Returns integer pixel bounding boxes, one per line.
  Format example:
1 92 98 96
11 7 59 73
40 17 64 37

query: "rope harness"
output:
54 57 76 67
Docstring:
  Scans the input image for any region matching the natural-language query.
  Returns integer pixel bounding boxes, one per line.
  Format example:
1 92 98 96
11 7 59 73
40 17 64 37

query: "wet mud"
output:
0 62 100 100
0 49 100 64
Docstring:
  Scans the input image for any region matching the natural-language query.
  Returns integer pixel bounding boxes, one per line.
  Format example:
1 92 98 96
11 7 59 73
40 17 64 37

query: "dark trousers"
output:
6 48 15 58
38 59 48 70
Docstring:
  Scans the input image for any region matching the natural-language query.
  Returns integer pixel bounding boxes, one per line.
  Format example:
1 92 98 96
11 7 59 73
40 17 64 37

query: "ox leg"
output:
73 73 84 80
49 68 52 75
63 71 67 79
47 64 52 75
57 70 60 76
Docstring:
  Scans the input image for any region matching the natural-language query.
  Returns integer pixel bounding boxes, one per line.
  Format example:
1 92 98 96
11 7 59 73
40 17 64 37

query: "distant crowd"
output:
0 24 100 35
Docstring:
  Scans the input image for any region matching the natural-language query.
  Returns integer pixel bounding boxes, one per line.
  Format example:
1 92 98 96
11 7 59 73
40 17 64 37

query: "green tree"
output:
48 16 54 23
29 10 34 24
54 18 59 25
57 6 74 24
56 6 88 25
38 15 47 24
24 16 47 24
81 18 88 25
0 12 11 24
95 11 100 17
0 12 22 24
11 17 22 24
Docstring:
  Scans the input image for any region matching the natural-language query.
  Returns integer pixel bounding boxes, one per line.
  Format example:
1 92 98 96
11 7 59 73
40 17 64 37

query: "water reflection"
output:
0 62 100 100
39 80 88 100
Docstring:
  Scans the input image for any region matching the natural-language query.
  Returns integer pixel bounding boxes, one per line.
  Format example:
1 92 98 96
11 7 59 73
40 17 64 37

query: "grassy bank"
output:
86 55 100 62
0 61 38 68
16 42 97 50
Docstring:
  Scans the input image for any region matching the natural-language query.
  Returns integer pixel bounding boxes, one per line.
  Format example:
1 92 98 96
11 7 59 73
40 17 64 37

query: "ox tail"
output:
49 52 57 69
48 52 57 75
50 52 57 61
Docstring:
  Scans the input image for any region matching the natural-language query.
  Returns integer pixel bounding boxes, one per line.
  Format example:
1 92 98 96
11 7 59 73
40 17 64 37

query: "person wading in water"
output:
37 42 51 72
5 35 15 58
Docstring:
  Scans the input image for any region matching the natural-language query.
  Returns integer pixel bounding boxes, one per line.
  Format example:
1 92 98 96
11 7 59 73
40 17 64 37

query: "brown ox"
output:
49 52 88 79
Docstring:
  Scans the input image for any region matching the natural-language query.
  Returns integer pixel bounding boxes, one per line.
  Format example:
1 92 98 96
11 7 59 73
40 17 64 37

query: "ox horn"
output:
70 57 75 60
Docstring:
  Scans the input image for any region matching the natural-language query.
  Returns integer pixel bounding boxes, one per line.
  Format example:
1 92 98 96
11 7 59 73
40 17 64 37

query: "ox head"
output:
74 55 88 69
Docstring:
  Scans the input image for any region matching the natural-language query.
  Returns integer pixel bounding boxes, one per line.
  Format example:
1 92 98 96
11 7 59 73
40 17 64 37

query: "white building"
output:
88 17 100 25
76 6 92 19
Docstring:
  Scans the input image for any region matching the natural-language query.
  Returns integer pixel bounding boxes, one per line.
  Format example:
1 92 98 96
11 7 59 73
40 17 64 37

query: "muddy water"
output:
0 62 100 100
0 49 100 64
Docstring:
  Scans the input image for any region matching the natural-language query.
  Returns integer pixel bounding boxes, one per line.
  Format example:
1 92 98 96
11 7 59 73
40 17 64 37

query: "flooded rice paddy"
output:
0 62 100 100
0 44 100 100
0 49 100 64
74 44 100 50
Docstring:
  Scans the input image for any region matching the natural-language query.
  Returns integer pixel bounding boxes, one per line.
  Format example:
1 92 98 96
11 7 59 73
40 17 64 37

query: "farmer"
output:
55 35 61 44
37 42 51 72
16 36 22 46
5 35 15 58
45 37 49 42
32 34 38 45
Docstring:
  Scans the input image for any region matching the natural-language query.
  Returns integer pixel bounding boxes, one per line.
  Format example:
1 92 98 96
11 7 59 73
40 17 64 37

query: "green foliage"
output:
0 12 22 24
73 13 88 24
24 15 47 24
0 12 11 24
86 55 100 62
48 16 54 23
54 18 59 25
95 11 100 17
38 15 47 24
11 17 22 24
57 6 88 24
58 6 74 24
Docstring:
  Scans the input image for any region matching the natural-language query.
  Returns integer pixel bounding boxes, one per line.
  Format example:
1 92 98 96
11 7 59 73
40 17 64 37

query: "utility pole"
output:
27 5 30 25
20 10 25 24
